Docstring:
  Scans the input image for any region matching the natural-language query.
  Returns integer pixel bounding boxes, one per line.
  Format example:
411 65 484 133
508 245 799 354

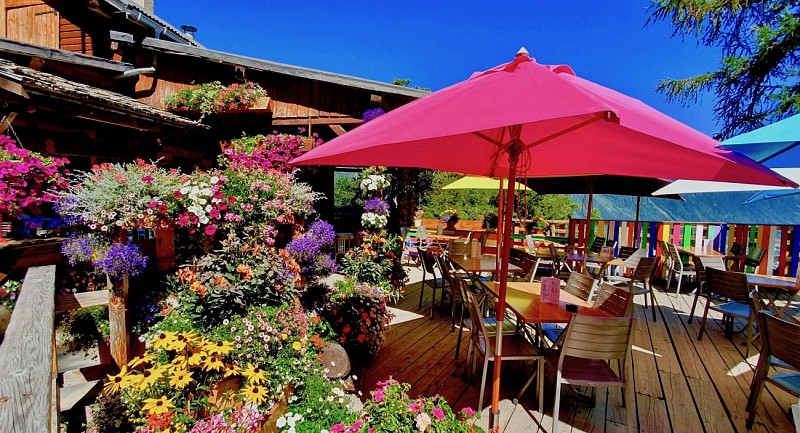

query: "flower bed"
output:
163 81 267 118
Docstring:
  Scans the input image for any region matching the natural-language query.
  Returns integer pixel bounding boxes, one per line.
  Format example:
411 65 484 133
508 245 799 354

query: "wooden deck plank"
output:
363 270 797 433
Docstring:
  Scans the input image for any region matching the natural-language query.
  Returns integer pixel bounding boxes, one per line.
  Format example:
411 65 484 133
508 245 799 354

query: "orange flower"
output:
236 264 254 281
177 268 196 285
189 281 207 296
214 276 229 287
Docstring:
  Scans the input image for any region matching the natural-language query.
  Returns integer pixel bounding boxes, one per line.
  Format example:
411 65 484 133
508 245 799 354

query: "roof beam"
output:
273 117 362 126
0 38 133 72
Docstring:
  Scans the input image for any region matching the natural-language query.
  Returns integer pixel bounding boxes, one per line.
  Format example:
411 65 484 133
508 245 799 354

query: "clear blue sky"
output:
156 1 721 136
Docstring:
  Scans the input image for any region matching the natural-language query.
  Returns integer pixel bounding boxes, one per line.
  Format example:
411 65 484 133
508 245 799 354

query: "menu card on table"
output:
541 277 561 304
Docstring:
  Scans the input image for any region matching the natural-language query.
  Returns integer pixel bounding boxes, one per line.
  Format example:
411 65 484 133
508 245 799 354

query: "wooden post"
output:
154 227 176 272
107 275 130 369
0 265 57 433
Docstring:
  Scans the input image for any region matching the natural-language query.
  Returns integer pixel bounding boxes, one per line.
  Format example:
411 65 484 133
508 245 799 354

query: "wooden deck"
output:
359 267 798 433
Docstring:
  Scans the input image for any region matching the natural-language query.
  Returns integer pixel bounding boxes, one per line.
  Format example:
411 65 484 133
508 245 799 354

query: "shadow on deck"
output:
357 266 797 433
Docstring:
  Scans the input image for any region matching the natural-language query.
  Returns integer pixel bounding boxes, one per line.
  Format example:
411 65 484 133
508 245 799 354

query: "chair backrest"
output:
631 256 658 282
705 267 750 302
448 239 471 256
593 283 633 317
744 248 766 268
590 237 607 254
462 286 491 353
666 243 684 267
417 225 427 242
419 247 438 275
563 272 595 301
729 242 745 256
617 246 638 261
561 315 635 362
657 240 670 260
760 311 800 370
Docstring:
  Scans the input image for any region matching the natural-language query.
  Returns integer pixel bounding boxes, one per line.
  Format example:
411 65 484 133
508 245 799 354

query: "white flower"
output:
415 413 432 431
210 176 219 184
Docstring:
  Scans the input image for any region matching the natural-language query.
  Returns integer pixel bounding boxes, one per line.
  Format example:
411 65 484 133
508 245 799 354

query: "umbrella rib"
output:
521 112 608 151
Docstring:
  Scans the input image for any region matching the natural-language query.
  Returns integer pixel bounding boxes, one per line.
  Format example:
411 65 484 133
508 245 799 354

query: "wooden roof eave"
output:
0 38 133 73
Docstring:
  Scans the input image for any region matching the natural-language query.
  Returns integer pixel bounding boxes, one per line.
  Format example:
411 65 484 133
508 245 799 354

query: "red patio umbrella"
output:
291 49 794 430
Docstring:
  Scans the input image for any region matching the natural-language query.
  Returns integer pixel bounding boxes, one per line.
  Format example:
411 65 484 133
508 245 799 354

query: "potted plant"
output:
58 305 111 361
163 81 267 119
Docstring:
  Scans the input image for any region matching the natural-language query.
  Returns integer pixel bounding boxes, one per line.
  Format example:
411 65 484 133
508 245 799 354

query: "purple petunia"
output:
363 197 389 215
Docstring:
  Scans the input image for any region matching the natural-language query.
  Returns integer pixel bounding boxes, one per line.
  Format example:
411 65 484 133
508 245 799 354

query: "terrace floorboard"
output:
357 266 797 433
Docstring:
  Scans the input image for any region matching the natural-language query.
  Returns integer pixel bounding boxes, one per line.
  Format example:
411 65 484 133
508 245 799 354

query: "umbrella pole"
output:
582 181 594 272
634 195 641 248
489 144 521 432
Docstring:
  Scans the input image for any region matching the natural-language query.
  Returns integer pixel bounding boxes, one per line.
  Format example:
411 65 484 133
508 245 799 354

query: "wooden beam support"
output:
0 78 29 99
272 117 362 126
54 290 110 314
329 124 347 136
0 113 18 134
28 57 46 71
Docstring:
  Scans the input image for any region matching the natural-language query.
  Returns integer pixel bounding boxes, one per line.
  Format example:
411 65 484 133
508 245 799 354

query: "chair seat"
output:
771 372 800 395
772 356 796 370
478 333 539 359
544 350 623 387
710 301 750 319
629 282 649 296
465 317 517 334
538 322 565 344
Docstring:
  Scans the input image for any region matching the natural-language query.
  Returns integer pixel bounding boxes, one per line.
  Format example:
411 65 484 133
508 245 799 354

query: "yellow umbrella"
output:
442 175 531 191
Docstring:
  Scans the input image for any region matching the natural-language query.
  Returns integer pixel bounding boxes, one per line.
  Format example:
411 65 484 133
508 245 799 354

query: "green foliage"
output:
333 172 360 208
87 393 136 433
338 230 407 301
648 0 800 138
420 172 580 222
57 306 109 353
280 369 360 432
391 78 431 91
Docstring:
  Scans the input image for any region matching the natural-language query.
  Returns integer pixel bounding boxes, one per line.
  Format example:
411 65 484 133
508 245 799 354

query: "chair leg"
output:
676 271 684 294
746 360 769 428
624 361 636 433
537 359 544 414
478 355 490 411
697 303 711 340
649 283 657 322
688 286 702 324
418 276 426 309
553 374 563 433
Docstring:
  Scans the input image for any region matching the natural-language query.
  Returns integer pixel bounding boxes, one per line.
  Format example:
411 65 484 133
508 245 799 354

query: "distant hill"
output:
569 192 800 225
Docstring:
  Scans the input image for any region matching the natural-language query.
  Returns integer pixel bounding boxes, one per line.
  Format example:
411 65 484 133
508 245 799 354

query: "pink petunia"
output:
204 225 217 236
141 175 154 184
330 423 346 433
432 407 445 420
374 389 385 403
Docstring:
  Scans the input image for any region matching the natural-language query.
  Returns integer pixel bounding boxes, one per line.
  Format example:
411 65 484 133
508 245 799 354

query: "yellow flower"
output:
168 333 191 352
206 340 234 355
127 353 155 369
242 363 267 384
241 383 268 405
169 369 193 389
186 346 206 366
152 331 178 350
202 355 225 372
103 365 129 395
280 333 288 341
136 365 166 390
142 396 175 415
292 341 302 351
168 355 190 374
223 363 243 378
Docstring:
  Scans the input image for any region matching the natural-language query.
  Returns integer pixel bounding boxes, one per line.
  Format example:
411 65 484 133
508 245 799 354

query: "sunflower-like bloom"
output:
169 369 193 389
136 365 166 390
103 365 129 395
206 340 234 355
142 396 175 415
241 383 268 406
202 354 225 372
242 363 267 384
127 352 155 369
152 331 178 351
186 346 206 366
223 363 243 378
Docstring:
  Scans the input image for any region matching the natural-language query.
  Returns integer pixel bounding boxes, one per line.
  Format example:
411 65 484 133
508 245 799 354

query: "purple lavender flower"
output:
363 197 389 215
61 234 105 266
307 220 336 246
362 107 385 123
93 242 148 278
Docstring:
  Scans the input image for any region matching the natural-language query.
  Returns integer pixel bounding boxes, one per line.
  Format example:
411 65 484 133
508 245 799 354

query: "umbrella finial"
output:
517 47 529 57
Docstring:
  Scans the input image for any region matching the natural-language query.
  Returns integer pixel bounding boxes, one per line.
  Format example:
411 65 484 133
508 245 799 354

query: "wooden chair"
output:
743 248 766 273
688 255 726 324
539 271 596 346
452 276 516 359
697 267 757 357
745 311 800 428
609 257 659 321
545 315 636 433
548 243 571 278
434 253 463 330
463 287 543 412
593 282 634 318
418 247 447 318
508 248 536 282
665 242 695 294
447 239 471 256
724 241 747 271
334 233 353 262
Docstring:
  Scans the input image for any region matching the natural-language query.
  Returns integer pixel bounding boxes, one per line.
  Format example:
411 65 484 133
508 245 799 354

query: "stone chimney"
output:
129 0 154 14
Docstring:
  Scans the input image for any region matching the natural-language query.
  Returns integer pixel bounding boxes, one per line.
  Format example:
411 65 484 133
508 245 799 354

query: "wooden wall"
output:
1 0 60 49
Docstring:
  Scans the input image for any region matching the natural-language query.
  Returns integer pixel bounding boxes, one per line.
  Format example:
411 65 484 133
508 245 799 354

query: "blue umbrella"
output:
654 114 800 200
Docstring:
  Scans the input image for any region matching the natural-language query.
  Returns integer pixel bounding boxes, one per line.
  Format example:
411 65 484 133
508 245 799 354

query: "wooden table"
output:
676 244 725 258
747 273 799 317
449 255 523 275
488 281 602 324
565 253 616 275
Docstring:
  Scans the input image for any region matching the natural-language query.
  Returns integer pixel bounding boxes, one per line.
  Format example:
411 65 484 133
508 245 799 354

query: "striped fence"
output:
568 219 800 277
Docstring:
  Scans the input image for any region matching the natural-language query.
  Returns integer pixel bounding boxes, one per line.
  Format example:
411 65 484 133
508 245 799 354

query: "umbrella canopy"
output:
654 114 800 197
290 49 793 428
442 175 531 191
